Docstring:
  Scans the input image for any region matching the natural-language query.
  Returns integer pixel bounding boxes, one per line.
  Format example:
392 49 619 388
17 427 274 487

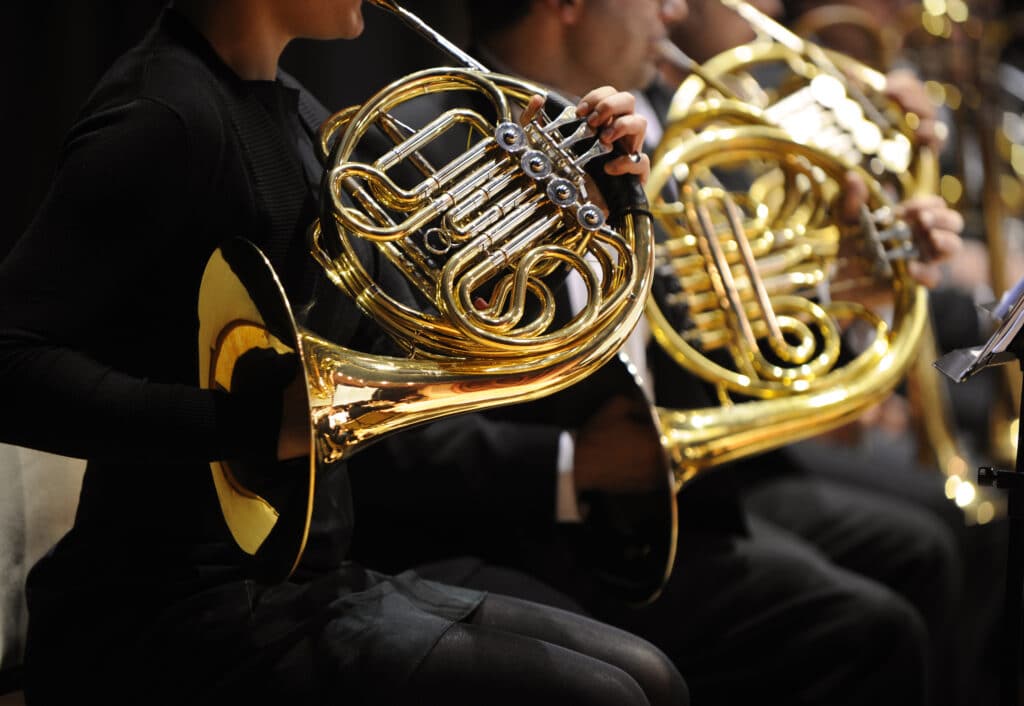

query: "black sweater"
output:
0 10 388 590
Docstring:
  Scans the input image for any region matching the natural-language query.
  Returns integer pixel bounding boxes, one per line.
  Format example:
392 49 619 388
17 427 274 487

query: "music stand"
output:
935 275 1024 706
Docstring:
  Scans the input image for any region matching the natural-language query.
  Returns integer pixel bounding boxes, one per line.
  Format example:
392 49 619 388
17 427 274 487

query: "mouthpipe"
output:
365 0 488 71
366 0 649 219
656 38 739 98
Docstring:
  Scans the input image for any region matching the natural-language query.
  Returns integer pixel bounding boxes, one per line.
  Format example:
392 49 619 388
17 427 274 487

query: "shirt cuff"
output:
556 431 584 523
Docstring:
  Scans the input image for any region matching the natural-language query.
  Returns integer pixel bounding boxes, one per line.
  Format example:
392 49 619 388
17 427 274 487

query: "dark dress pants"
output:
413 518 933 705
597 514 930 706
758 439 1006 706
742 448 969 706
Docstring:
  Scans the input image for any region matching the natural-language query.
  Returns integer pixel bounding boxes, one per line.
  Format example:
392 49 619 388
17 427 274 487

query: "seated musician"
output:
672 2 1002 701
0 1 690 704
347 1 971 705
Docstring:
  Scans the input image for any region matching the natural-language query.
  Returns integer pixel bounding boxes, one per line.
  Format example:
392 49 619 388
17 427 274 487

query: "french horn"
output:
790 0 1009 522
197 0 659 583
647 123 927 481
660 0 939 197
645 0 931 484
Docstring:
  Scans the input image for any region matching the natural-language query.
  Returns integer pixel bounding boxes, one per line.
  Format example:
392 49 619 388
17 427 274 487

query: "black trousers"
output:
422 471 961 706
599 512 934 706
762 439 1006 706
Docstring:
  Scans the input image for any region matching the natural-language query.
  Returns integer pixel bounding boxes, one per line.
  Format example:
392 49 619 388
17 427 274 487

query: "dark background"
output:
0 1 469 260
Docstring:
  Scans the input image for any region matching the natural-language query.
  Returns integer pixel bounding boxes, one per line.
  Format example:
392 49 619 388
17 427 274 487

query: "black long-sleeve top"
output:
1 15 495 704
0 10 387 587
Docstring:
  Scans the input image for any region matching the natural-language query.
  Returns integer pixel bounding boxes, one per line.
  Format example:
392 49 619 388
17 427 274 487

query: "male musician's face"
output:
670 0 782 62
566 0 688 92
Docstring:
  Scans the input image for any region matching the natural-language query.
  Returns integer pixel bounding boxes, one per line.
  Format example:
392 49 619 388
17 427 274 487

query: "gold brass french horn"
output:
645 0 931 484
196 0 659 583
789 0 1008 522
660 0 939 197
647 124 927 481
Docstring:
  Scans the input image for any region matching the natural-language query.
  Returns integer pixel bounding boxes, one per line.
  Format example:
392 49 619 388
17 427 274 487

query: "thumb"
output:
840 171 870 223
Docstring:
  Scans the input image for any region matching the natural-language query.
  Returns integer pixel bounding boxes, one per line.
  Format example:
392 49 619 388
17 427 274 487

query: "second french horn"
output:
644 0 931 485
197 0 660 584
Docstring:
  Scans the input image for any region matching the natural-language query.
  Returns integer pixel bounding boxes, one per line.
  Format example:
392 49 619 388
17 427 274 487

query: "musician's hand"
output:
576 86 651 184
277 371 310 461
895 194 964 288
840 172 963 288
573 395 663 494
229 347 308 462
884 68 946 153
840 170 871 222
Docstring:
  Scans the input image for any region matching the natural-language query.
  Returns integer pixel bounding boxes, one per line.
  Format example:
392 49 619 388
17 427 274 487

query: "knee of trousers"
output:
921 522 964 592
586 664 656 706
798 589 931 706
892 513 965 619
630 644 690 706
843 586 930 677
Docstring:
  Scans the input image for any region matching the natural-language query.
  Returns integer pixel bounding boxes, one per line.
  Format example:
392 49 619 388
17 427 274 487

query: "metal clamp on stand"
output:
979 465 1024 491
